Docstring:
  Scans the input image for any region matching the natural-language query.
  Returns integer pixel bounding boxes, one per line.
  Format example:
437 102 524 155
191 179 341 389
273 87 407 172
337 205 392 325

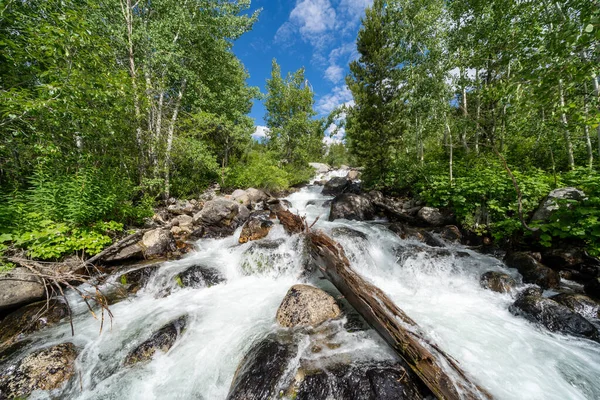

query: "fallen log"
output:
276 210 305 235
307 230 492 400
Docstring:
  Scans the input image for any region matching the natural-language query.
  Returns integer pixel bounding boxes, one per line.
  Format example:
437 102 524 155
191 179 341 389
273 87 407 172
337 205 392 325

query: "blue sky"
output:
232 0 373 143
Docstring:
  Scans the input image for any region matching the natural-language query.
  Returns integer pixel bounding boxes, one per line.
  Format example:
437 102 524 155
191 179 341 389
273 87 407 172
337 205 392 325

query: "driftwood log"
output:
275 210 305 235
307 230 492 400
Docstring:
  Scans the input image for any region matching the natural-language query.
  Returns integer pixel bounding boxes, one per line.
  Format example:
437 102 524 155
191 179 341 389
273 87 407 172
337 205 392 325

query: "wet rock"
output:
532 187 586 222
504 252 560 289
331 227 368 241
584 277 600 301
0 343 78 398
199 183 220 202
267 198 288 216
510 292 599 342
176 265 225 288
118 264 161 293
309 163 331 174
239 212 274 244
417 207 445 227
293 362 426 400
245 188 269 206
124 316 187 365
346 170 360 181
389 224 445 248
276 284 341 328
329 193 375 222
0 300 69 344
480 271 516 293
241 239 289 274
438 225 462 244
0 267 45 312
227 335 297 400
551 293 600 320
191 198 250 238
322 177 351 196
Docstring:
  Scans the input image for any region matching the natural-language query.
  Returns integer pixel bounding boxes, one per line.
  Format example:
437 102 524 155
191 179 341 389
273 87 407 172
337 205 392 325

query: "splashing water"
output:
6 179 600 400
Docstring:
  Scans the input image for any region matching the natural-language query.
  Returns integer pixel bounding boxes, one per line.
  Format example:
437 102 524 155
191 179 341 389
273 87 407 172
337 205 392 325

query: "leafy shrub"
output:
225 150 290 191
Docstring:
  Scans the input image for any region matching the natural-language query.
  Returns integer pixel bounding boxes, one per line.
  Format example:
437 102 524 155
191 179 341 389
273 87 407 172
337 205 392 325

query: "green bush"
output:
225 150 290 191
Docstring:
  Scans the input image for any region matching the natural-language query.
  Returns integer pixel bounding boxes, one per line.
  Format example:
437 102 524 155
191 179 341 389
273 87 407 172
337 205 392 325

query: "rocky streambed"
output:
1 167 600 399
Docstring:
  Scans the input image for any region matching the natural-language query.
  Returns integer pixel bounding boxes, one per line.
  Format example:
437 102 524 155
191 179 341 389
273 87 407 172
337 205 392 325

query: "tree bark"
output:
446 118 453 184
594 75 600 160
461 84 469 151
559 79 575 169
583 82 593 169
307 230 492 400
475 69 480 155
163 79 186 200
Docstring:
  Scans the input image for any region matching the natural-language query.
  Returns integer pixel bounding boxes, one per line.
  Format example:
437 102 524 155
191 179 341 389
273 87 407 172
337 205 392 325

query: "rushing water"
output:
7 171 600 399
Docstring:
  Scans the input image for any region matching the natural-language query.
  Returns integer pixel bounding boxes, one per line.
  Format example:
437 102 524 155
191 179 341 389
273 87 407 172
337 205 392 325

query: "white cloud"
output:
323 124 346 145
336 0 373 32
290 0 336 36
252 126 269 140
324 64 344 83
316 85 354 115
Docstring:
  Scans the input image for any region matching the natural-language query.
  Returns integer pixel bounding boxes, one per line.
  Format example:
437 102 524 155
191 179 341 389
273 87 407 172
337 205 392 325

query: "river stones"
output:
331 227 368 241
510 291 600 342
176 265 225 288
227 334 297 400
276 285 341 328
417 207 445 227
504 252 560 289
118 264 162 293
585 277 600 301
0 300 69 344
0 267 46 312
551 293 600 320
124 316 187 365
329 193 375 222
0 343 78 398
480 271 516 293
239 212 273 244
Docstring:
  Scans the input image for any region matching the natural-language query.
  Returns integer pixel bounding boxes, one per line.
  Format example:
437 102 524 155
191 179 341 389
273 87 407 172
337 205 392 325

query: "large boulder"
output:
0 300 69 344
231 189 251 207
141 228 176 259
239 212 274 244
191 198 250 238
276 285 341 328
124 316 187 365
322 177 351 196
0 268 46 313
550 293 600 320
118 264 162 294
416 207 445 227
480 271 516 293
308 163 331 174
531 187 586 222
0 343 78 398
329 193 375 222
510 291 599 342
246 188 269 207
227 335 297 400
346 170 360 181
292 362 426 400
166 199 200 216
504 252 560 289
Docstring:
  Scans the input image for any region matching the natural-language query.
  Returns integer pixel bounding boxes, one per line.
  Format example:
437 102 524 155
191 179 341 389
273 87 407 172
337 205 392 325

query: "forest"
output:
0 0 599 261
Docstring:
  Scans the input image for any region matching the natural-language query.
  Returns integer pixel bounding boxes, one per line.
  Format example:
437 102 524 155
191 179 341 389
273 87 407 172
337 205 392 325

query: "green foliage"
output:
225 150 290 191
324 143 351 168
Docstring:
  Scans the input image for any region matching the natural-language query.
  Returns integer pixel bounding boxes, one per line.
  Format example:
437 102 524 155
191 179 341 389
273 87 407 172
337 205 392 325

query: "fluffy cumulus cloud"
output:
324 64 344 83
252 125 269 141
275 0 337 48
323 123 346 145
316 85 354 115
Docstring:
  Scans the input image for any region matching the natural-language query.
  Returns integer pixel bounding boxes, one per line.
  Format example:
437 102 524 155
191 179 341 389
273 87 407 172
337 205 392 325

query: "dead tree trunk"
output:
307 230 492 400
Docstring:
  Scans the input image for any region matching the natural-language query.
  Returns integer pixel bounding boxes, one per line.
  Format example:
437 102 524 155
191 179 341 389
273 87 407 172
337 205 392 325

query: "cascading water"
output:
4 171 600 400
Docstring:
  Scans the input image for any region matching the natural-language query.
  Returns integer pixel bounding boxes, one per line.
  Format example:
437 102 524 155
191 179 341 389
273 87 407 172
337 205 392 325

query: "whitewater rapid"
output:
12 173 600 399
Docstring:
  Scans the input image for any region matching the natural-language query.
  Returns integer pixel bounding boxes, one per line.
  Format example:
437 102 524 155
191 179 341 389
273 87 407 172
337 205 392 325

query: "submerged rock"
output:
176 265 225 288
276 285 341 328
239 212 273 244
585 277 600 301
329 193 375 222
0 300 69 344
551 293 600 320
0 342 78 398
124 316 187 365
504 252 560 289
330 227 368 241
0 267 45 312
118 264 162 293
227 335 297 400
322 177 351 196
480 271 516 293
510 292 599 342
